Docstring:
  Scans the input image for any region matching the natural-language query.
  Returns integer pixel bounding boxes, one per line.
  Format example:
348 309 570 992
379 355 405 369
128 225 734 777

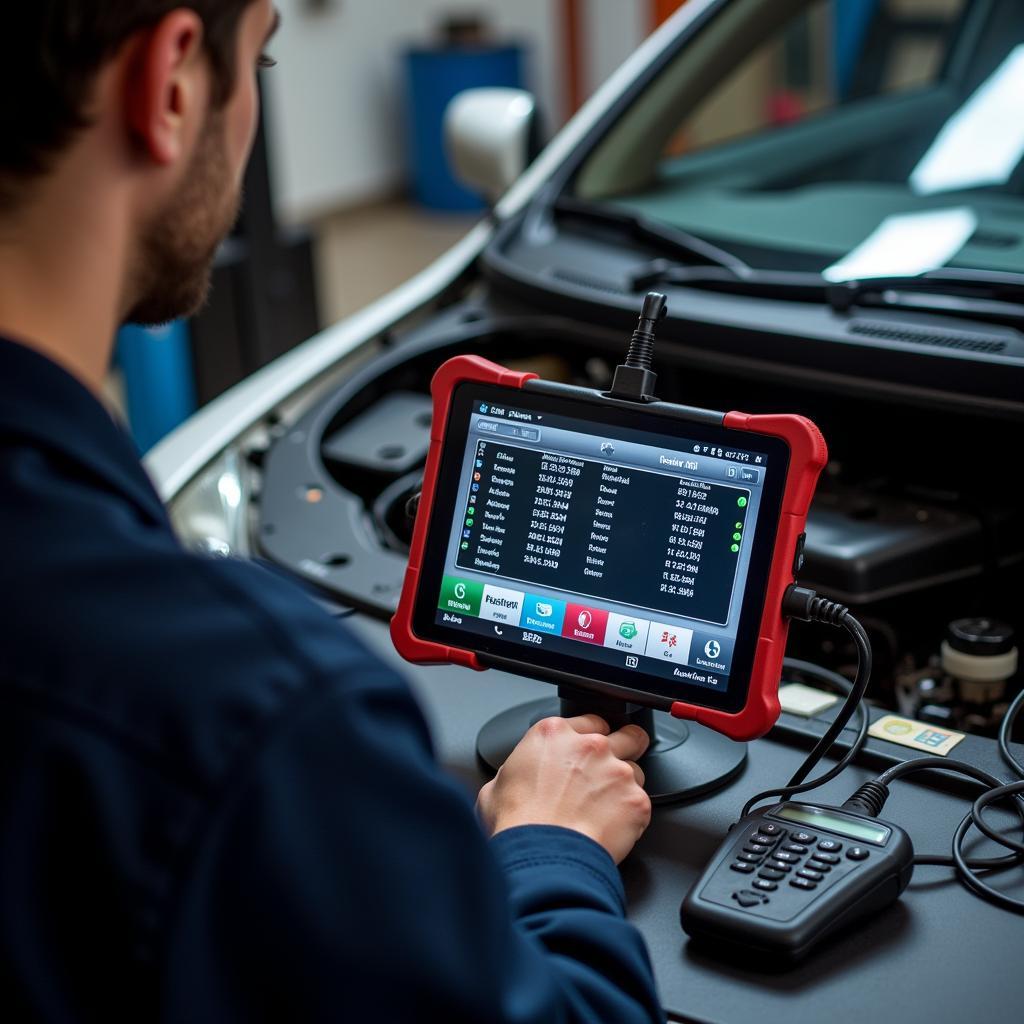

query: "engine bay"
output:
246 295 1021 740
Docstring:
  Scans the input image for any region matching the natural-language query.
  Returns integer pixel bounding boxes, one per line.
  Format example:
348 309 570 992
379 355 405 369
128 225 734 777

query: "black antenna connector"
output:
609 291 667 401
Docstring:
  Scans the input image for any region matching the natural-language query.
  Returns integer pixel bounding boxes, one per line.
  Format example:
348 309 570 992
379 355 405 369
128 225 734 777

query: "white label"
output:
823 207 978 282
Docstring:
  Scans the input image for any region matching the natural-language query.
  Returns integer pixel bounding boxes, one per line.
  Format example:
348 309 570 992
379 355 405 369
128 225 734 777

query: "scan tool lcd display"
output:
410 381 792 715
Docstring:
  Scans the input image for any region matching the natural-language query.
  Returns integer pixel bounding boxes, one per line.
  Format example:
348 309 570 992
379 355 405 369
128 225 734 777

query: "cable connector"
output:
609 292 667 401
783 584 850 626
740 586 871 803
842 779 890 817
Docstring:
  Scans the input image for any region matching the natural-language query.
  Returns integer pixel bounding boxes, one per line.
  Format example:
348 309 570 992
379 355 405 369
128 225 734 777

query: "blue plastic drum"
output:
116 321 197 452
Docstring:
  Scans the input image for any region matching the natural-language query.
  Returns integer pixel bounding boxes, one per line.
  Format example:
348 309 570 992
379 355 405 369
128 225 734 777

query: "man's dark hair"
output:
0 1 257 206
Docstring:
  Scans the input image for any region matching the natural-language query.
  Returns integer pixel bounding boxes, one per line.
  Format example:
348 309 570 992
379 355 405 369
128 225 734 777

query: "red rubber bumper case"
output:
391 355 827 743
390 356 537 669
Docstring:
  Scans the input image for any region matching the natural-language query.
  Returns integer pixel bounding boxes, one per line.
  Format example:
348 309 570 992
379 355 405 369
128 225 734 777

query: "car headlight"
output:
167 447 252 558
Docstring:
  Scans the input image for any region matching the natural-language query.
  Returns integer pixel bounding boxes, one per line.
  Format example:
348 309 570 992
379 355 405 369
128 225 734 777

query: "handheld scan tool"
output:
391 294 827 800
679 801 914 961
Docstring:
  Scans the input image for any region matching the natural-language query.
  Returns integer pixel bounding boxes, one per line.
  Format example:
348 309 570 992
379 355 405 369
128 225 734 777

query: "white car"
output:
152 0 1021 718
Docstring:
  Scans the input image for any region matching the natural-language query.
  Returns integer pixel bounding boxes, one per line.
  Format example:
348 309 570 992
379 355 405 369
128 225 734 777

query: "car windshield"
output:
572 0 1024 279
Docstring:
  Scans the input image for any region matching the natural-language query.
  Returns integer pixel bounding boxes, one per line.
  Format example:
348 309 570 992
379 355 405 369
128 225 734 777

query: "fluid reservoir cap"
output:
941 618 1017 684
946 618 1015 656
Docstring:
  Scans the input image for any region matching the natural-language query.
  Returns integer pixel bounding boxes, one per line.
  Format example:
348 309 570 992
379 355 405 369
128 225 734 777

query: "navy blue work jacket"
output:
0 337 663 1023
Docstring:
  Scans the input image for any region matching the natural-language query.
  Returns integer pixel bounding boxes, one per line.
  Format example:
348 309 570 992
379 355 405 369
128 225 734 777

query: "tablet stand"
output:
476 685 747 804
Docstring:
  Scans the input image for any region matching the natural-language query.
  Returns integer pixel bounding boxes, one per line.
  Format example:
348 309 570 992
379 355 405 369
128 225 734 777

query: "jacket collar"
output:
0 336 169 526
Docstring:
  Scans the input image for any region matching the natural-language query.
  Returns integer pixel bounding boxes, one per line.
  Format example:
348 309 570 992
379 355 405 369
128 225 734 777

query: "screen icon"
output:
625 655 639 669
438 576 482 616
563 604 609 645
600 442 615 455
645 622 693 662
519 594 566 634
604 613 650 653
479 585 526 625
479 404 489 414
704 639 722 659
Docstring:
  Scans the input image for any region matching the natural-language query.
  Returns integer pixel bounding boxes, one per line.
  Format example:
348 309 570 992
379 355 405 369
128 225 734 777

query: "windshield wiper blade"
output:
630 261 824 296
628 261 1024 326
826 268 1024 311
550 194 1024 326
551 196 750 277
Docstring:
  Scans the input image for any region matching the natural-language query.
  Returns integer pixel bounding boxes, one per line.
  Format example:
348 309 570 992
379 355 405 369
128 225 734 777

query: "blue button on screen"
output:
519 594 567 634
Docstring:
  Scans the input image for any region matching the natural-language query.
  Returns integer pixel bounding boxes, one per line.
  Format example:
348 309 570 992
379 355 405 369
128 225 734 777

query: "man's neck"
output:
0 165 131 397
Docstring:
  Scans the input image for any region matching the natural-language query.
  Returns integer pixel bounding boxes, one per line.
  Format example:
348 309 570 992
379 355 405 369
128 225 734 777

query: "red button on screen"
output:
562 603 609 645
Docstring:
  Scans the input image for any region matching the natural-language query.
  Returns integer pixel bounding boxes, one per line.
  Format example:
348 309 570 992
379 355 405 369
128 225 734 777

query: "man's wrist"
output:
492 816 603 852
489 824 626 912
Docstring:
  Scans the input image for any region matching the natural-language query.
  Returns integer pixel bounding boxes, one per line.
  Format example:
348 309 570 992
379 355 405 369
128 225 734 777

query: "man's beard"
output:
125 113 241 326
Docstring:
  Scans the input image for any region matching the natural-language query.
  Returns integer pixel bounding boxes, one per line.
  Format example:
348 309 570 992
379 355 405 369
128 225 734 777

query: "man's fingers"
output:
564 714 611 736
607 724 651 761
626 760 645 787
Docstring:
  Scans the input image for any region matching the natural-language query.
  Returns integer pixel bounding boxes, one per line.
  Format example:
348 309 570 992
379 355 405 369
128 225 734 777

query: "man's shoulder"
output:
144 552 397 778
1 481 395 788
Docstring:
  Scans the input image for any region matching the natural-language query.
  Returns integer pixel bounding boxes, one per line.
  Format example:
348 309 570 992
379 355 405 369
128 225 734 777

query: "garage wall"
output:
263 0 563 223
262 0 648 224
583 1 649 110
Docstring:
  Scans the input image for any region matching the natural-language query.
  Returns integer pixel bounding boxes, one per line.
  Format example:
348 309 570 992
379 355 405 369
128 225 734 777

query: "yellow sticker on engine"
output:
868 715 966 756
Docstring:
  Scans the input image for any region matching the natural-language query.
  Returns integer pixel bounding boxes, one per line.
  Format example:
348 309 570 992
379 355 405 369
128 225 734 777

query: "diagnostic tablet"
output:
392 356 826 740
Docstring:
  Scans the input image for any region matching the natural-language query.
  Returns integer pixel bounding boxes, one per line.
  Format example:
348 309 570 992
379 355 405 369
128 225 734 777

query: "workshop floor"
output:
314 200 479 325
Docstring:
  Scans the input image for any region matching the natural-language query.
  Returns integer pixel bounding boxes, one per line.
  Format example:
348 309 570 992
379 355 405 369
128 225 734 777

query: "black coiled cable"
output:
863 687 1024 911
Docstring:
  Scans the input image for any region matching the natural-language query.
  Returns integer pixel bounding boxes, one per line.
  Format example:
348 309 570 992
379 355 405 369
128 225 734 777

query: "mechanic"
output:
0 3 663 1022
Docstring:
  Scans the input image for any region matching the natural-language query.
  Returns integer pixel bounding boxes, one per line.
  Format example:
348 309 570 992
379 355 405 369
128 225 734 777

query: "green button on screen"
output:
438 576 482 616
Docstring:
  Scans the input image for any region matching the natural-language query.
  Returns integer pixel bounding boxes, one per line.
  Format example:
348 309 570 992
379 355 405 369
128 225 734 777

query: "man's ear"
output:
125 9 208 166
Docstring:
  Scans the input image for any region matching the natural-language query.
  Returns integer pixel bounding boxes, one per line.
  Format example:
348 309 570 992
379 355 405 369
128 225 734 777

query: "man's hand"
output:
477 715 652 864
